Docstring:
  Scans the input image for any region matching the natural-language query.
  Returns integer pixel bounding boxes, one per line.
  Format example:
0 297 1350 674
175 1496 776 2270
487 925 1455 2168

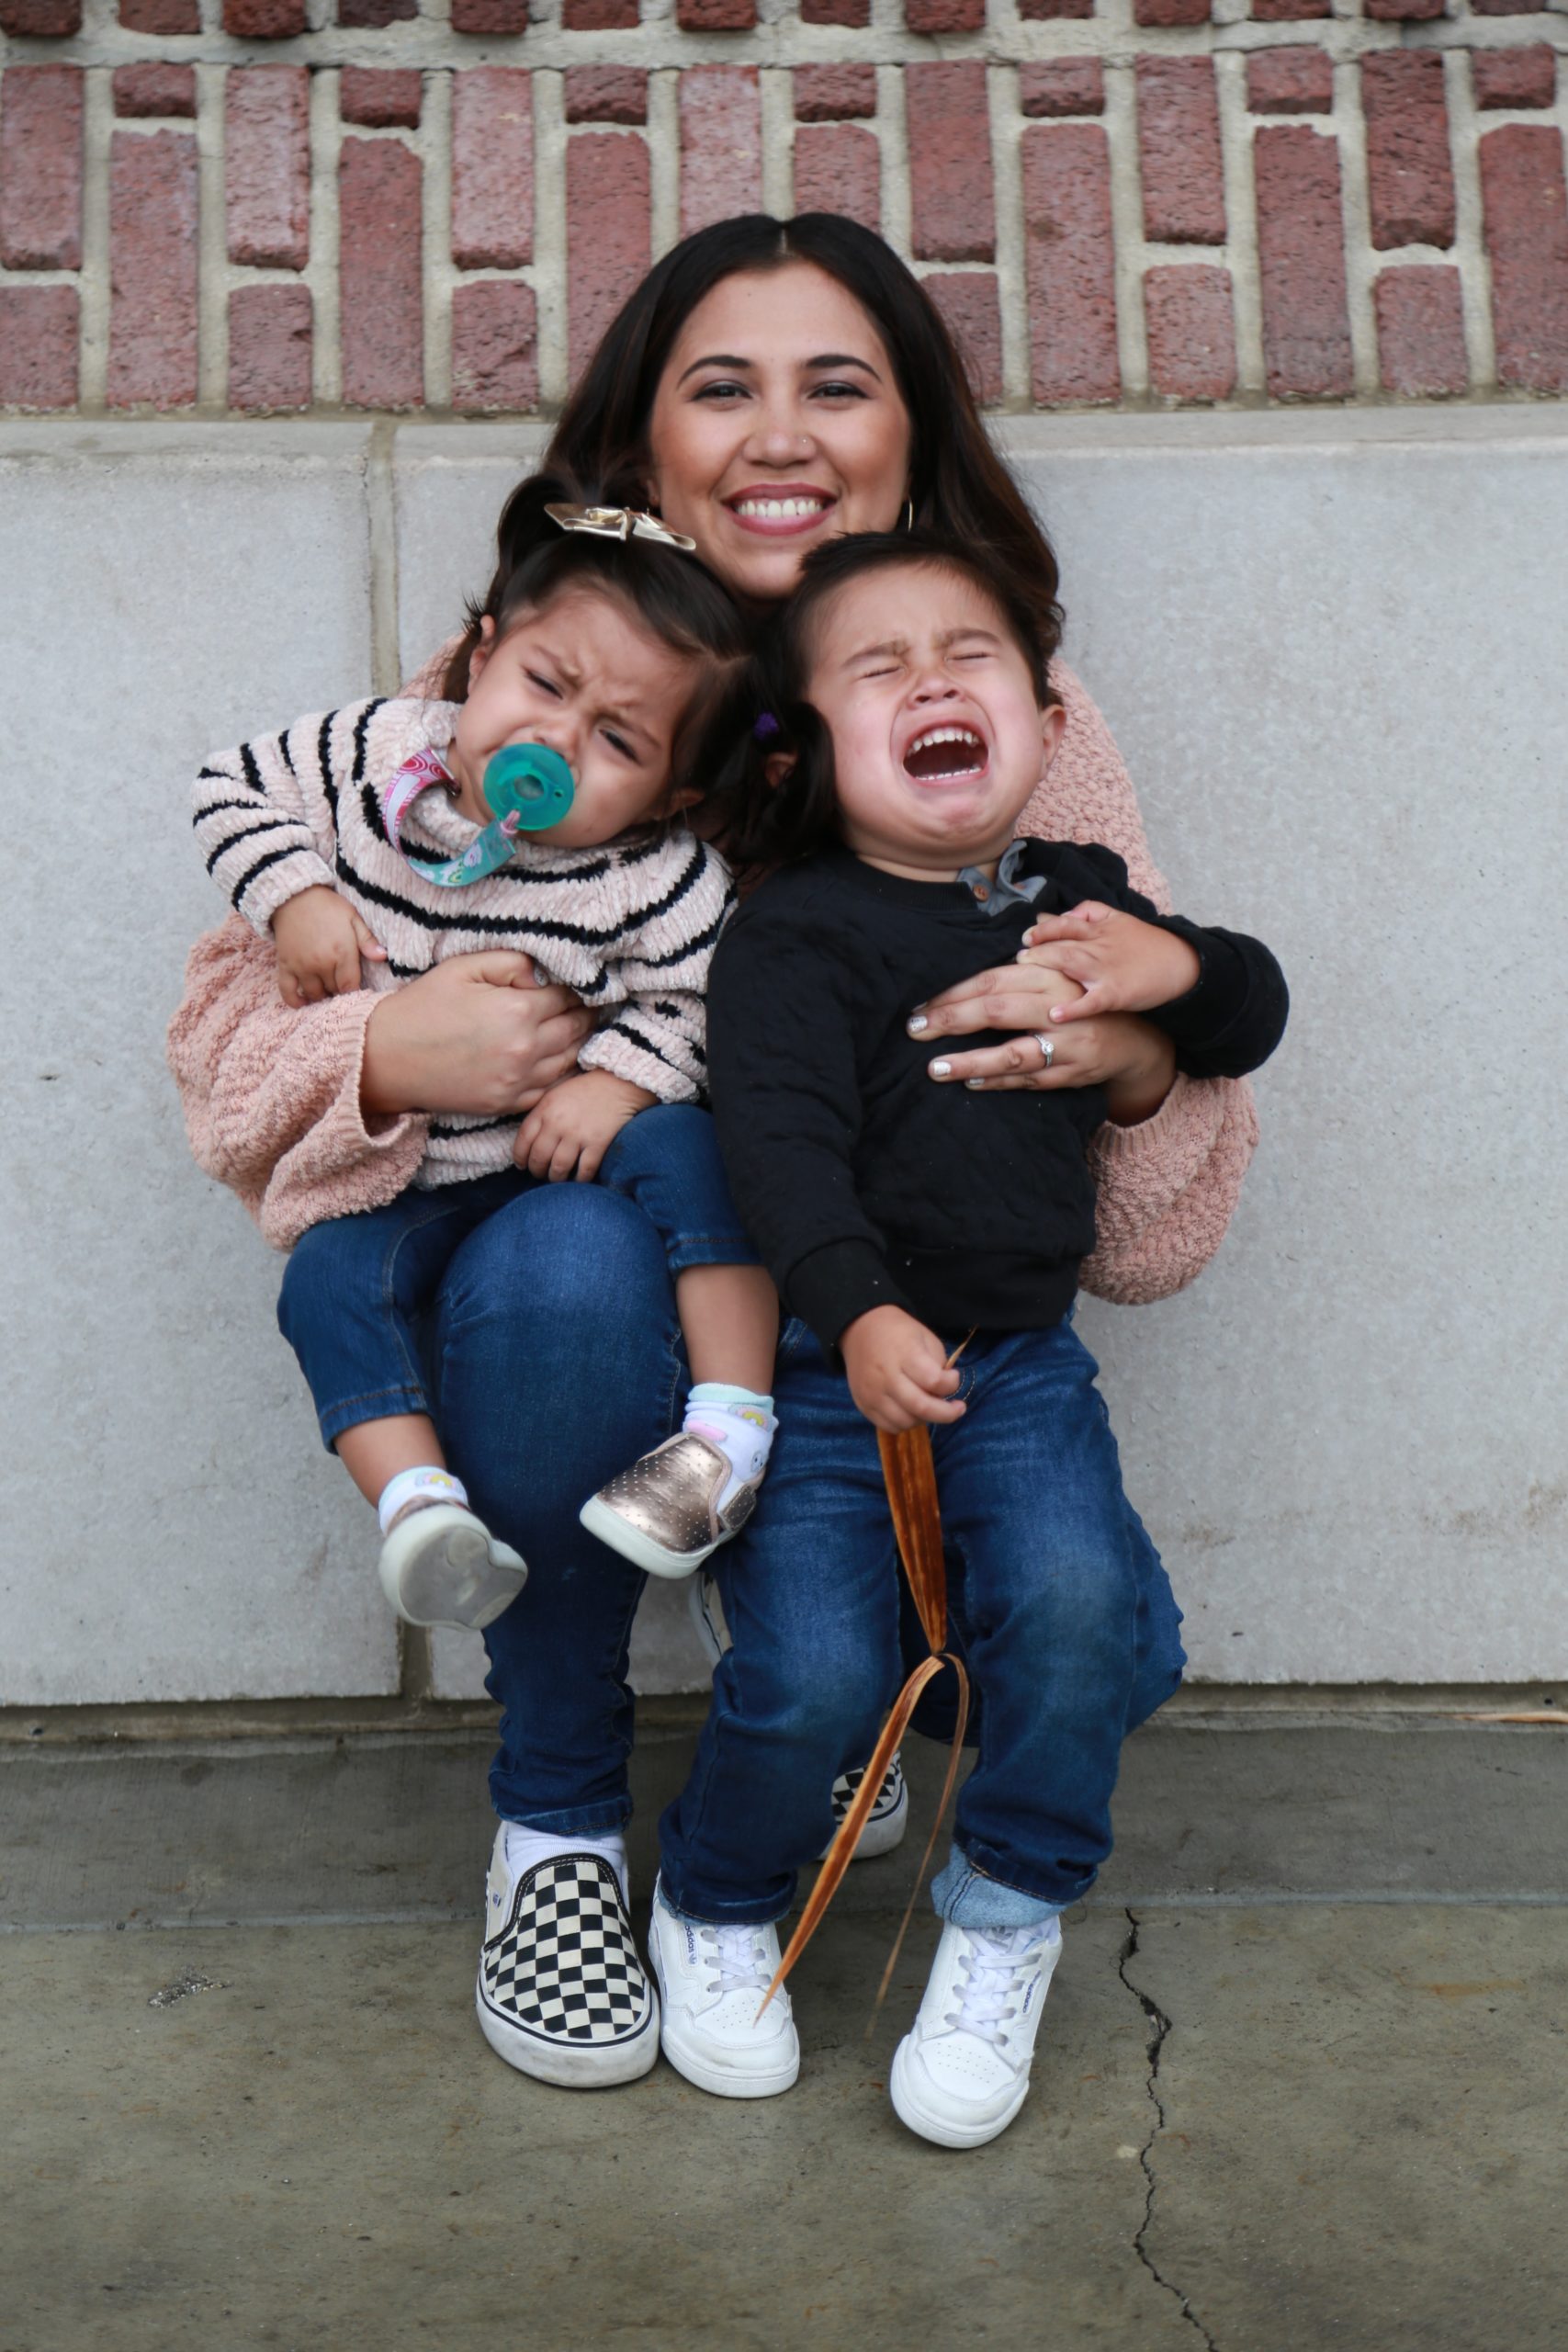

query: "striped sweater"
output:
193 695 735 1189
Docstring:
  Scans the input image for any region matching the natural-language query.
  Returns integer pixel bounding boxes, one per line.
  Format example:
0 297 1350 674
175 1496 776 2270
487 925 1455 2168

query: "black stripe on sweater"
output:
232 842 304 912
194 794 266 829
239 743 265 797
207 814 310 877
351 700 386 785
623 900 729 972
333 842 636 950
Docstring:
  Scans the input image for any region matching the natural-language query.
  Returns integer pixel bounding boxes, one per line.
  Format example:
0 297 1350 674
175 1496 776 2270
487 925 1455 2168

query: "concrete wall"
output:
3 404 1564 1706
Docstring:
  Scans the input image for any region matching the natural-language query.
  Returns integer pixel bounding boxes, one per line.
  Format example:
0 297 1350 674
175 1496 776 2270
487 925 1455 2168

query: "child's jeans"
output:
276 1104 759 1452
658 1317 1184 1928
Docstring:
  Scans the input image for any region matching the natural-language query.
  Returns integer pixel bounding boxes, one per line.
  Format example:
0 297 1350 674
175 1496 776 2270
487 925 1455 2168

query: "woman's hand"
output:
907 952 1178 1126
840 1306 965 1432
360 952 595 1119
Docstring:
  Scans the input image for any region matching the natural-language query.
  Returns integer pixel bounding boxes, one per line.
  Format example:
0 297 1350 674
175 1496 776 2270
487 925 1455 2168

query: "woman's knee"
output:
444 1181 674 1344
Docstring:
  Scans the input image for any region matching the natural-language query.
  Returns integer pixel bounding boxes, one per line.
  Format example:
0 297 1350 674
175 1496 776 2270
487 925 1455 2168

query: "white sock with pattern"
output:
683 1384 777 1510
376 1465 468 1535
502 1825 629 1908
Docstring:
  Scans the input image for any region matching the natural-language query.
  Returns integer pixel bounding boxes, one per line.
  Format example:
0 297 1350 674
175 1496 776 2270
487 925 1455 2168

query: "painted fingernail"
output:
907 1012 929 1035
964 1078 985 1091
930 1058 951 1078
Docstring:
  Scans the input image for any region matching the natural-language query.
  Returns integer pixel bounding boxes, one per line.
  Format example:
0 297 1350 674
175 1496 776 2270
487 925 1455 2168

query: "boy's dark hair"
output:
441 471 751 805
705 531 1065 880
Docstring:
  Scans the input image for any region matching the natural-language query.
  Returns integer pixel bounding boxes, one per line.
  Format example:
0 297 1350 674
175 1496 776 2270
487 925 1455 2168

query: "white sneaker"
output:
889 1917 1063 2149
475 1829 659 2088
646 1877 800 2099
378 1503 526 1632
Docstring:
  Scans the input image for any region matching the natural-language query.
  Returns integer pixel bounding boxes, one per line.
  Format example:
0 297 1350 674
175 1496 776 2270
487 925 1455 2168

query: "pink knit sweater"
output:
167 660 1258 1288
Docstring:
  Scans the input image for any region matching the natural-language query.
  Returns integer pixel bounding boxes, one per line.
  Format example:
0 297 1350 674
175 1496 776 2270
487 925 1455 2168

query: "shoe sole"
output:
818 1778 909 1864
647 1943 800 2100
386 1521 526 1632
475 1973 660 2088
579 1495 716 1581
888 2036 1029 2149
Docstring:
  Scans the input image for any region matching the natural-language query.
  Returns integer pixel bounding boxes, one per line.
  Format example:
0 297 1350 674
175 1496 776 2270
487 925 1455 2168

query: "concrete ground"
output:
3 1715 1565 2352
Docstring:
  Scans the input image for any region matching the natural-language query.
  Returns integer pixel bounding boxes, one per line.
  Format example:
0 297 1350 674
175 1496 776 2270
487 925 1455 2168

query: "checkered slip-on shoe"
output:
475 1830 658 2088
818 1751 909 1862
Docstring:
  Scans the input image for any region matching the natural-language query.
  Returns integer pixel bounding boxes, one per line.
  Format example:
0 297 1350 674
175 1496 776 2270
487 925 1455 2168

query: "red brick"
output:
925 270 1002 405
453 70 533 271
567 132 649 387
450 0 529 28
113 65 197 119
1480 124 1568 392
107 129 198 410
679 67 761 240
1246 48 1332 115
0 67 83 271
452 280 538 413
1471 0 1545 13
1021 60 1104 118
341 70 423 130
677 0 755 25
229 283 312 413
1362 53 1454 250
907 63 994 264
0 285 77 409
907 0 983 28
1250 0 1328 17
338 0 417 23
1145 263 1235 398
562 0 637 23
1254 126 1352 396
117 0 198 28
793 124 880 232
224 0 306 34
1363 0 1442 21
794 66 876 122
1472 48 1555 109
225 68 310 271
1019 0 1094 16
339 137 423 410
0 0 81 31
801 0 869 20
1135 59 1225 245
564 68 648 125
1133 0 1209 25
1021 123 1119 404
1372 266 1466 394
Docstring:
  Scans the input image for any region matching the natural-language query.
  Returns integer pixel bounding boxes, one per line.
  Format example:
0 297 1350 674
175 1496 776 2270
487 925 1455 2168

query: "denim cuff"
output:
931 1848 1066 1930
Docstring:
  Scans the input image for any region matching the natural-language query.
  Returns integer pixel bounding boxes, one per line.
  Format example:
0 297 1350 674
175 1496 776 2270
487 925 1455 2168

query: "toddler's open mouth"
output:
902 725 987 782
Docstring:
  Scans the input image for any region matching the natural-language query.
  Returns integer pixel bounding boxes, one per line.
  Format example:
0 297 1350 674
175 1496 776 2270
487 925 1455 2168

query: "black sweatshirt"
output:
706 839 1289 1356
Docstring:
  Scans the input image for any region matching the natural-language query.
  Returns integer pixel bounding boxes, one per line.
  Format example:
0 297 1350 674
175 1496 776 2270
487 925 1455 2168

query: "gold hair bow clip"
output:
545 503 697 553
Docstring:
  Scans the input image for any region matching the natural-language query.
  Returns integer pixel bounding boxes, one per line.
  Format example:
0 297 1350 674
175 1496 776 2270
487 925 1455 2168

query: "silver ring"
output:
1034 1032 1055 1070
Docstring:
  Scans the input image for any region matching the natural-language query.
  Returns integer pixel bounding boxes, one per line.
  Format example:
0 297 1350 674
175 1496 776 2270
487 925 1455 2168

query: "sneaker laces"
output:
699 1920 773 1997
947 1926 1046 2046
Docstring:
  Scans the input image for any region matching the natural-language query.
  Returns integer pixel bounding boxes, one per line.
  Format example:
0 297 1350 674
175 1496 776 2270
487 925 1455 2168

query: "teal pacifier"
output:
483 742 575 833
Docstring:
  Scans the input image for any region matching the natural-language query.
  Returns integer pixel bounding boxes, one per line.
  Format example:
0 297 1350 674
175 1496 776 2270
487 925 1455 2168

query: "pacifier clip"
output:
382 742 575 888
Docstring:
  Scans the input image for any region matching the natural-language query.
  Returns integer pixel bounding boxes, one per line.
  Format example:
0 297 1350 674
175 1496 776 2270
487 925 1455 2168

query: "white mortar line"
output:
875 62 911 262
420 67 453 413
308 64 343 409
1215 50 1264 401
1102 49 1150 402
1447 43 1498 392
76 64 113 410
646 68 681 260
1332 51 1381 399
195 58 227 410
988 62 1030 410
531 70 569 410
760 62 793 220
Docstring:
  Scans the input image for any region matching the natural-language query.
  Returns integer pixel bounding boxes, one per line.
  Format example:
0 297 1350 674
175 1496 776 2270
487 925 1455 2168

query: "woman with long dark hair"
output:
173 214 1255 2098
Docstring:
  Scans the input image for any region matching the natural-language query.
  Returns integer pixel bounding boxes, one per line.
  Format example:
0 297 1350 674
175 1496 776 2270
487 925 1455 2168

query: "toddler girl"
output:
192 480 778 1632
647 532 1289 2144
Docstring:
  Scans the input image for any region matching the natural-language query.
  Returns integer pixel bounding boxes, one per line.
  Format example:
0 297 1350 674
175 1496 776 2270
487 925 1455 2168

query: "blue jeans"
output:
276 1103 757 1451
658 1319 1185 1928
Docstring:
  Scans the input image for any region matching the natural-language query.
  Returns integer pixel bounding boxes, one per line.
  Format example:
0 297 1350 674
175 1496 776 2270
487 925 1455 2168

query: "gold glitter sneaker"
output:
578 1431 761 1580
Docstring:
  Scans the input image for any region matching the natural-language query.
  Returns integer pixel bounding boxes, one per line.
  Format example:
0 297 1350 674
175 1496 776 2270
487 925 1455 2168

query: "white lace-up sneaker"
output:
646 1877 800 2099
889 1916 1063 2149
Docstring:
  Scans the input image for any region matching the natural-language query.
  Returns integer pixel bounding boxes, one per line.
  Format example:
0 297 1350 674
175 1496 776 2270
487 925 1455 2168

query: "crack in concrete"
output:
1118 1908 1220 2352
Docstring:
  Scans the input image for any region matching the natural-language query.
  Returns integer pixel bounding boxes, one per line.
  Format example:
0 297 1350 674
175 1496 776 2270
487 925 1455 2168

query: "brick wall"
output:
1 3 1564 416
